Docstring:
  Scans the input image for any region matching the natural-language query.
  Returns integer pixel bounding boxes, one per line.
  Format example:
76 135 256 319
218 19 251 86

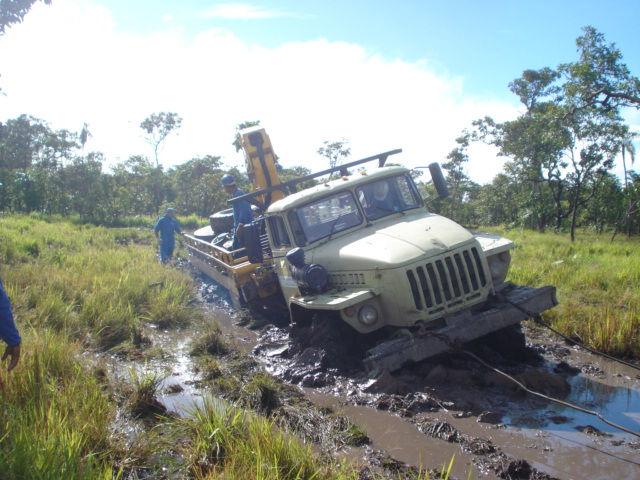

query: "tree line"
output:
1 22 638 239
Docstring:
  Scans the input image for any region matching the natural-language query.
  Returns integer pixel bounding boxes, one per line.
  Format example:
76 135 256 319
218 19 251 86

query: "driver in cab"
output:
363 180 397 219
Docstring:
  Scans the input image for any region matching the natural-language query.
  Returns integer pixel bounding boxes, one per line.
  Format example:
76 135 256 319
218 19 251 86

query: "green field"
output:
495 227 640 358
0 215 367 479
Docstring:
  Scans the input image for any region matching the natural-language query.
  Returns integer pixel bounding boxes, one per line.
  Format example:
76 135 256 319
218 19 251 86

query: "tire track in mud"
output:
194 273 640 479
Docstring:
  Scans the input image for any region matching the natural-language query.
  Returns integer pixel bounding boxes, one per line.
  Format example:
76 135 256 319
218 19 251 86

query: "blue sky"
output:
1 1 638 182
103 0 640 99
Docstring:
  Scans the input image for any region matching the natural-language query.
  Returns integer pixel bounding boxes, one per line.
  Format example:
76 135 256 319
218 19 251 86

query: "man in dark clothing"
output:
154 207 182 263
0 278 21 385
221 174 253 251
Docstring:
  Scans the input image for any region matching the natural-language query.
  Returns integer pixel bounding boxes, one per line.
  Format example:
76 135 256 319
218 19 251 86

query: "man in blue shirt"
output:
154 207 182 263
221 174 253 251
0 278 21 385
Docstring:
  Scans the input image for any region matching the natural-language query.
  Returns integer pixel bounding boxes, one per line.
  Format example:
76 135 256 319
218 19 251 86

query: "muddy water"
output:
194 273 640 479
307 391 489 479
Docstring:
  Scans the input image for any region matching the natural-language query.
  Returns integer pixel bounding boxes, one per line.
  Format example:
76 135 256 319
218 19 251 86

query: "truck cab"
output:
265 166 512 334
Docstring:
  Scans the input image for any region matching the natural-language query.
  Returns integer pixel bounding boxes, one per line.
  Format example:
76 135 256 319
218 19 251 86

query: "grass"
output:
0 214 200 478
0 331 114 479
182 397 359 480
191 324 230 356
126 370 167 419
491 227 640 358
0 214 200 349
20 211 206 230
4 214 422 479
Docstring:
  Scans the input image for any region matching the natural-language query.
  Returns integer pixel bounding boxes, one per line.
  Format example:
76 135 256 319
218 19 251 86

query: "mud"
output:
138 269 640 479
244 297 640 479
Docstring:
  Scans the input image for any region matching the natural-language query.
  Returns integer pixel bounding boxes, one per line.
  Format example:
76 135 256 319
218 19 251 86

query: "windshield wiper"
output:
317 210 352 246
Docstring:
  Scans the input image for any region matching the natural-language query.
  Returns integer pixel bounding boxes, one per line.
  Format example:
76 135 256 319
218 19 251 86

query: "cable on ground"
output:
423 331 640 439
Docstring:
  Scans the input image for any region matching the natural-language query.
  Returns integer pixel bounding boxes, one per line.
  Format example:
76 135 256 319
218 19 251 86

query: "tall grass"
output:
0 214 200 349
0 214 202 479
0 331 114 479
493 227 640 358
183 397 357 480
0 215 388 479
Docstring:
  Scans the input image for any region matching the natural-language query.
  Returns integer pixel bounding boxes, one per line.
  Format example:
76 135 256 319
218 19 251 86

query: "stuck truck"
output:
183 127 558 372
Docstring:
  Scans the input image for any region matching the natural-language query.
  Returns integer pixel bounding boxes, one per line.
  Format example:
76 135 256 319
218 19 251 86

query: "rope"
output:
503 296 640 373
421 331 640 439
532 316 640 373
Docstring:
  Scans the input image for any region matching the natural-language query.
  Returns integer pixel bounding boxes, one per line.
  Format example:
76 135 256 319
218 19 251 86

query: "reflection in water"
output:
509 368 640 438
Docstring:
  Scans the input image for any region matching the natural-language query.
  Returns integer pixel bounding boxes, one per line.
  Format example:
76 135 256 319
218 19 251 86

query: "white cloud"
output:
201 3 294 20
0 0 520 184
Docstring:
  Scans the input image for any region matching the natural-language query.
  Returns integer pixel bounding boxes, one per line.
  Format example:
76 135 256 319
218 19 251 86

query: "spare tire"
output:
210 208 234 234
209 205 260 235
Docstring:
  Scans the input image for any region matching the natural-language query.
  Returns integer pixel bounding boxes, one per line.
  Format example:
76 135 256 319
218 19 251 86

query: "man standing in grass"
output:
154 207 182 263
0 278 21 385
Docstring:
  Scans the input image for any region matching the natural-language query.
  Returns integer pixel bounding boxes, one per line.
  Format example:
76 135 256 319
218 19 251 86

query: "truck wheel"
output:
210 209 234 234
290 312 364 368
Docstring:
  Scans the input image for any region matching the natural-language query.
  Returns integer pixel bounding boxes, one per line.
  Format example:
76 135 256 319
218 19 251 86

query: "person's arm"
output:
0 281 21 372
174 219 182 234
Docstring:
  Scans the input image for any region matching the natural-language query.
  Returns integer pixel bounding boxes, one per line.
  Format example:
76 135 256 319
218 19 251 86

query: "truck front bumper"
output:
363 284 558 372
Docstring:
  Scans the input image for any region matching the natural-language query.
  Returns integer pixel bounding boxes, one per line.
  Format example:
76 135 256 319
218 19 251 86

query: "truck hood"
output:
308 212 475 271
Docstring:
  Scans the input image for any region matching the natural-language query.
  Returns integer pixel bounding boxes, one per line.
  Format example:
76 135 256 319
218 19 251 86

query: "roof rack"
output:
229 148 402 209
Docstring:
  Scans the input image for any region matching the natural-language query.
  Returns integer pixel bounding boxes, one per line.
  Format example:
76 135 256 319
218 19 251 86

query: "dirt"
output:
239 287 640 479
107 269 640 479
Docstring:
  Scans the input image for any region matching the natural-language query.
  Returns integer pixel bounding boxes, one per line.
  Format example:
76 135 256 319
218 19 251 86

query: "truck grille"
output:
406 246 487 312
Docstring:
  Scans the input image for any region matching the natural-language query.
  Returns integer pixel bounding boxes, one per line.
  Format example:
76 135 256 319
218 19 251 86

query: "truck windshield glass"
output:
291 191 362 244
356 175 421 221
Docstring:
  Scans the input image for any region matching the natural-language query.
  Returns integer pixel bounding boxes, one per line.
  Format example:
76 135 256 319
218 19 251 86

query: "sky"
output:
0 0 639 184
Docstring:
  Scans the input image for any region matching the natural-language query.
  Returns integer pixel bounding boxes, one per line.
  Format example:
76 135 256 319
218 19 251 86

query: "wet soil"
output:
105 268 640 479
240 291 640 479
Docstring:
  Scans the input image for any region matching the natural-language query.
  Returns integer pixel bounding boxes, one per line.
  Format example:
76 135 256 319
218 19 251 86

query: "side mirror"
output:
428 163 449 199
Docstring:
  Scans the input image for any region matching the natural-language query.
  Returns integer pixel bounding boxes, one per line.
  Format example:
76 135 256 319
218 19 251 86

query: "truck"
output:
182 127 558 372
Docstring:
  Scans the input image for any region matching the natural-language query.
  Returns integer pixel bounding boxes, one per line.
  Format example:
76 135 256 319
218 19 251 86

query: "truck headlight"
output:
358 304 378 326
487 251 511 286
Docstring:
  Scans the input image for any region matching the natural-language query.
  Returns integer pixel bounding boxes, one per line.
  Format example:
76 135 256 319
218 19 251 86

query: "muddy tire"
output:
210 209 234 235
290 312 365 369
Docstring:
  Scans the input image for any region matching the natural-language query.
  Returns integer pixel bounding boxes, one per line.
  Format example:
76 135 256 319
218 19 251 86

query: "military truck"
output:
183 127 558 372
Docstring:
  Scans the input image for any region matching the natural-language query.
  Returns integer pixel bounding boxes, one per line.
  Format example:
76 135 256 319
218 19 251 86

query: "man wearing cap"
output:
154 207 182 263
221 174 253 251
0 278 21 386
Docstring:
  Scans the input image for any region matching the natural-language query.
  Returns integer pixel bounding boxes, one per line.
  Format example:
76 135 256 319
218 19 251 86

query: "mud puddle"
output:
251 321 640 478
192 273 640 479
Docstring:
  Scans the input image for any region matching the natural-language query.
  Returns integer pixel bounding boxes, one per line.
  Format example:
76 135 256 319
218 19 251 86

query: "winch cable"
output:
532 316 640 372
422 331 640 439
503 297 640 373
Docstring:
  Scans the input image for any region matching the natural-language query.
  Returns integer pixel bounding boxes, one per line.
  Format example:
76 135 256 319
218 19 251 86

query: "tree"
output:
169 155 225 216
1 0 51 94
1 0 50 35
317 139 350 178
437 133 479 224
559 27 637 241
469 27 639 239
561 26 640 114
140 112 182 167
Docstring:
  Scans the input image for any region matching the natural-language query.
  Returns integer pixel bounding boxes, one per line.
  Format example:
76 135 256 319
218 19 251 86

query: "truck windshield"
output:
356 174 421 221
289 191 362 245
